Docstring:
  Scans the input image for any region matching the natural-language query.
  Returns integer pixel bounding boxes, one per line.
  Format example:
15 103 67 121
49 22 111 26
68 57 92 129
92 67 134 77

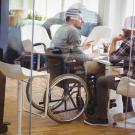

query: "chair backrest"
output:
50 24 62 38
21 25 51 50
87 26 111 46
22 39 46 54
0 61 25 80
117 77 135 98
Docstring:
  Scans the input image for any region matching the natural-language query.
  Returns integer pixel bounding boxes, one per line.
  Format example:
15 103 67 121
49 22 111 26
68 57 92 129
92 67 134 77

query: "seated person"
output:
49 8 91 79
50 8 104 79
84 16 135 126
51 8 91 53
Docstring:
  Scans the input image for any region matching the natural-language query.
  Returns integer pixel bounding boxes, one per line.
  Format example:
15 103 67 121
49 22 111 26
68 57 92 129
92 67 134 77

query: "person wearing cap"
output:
84 16 135 126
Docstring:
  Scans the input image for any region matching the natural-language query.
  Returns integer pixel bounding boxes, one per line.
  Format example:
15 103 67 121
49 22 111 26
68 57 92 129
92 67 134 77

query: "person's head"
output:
122 16 135 38
65 8 84 29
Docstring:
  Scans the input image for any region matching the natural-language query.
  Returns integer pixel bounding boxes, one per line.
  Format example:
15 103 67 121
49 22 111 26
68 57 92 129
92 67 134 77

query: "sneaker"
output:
84 117 108 126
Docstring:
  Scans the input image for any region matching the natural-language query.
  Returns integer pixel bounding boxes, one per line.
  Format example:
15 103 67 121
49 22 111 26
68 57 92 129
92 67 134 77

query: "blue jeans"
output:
85 75 132 119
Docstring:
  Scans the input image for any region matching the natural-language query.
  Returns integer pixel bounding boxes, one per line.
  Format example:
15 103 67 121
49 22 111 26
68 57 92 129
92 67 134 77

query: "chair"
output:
50 24 62 38
21 25 51 49
21 25 51 70
0 61 49 135
113 77 135 126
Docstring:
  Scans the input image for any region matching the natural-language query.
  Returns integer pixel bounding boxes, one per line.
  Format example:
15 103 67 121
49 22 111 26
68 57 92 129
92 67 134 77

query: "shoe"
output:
84 117 108 126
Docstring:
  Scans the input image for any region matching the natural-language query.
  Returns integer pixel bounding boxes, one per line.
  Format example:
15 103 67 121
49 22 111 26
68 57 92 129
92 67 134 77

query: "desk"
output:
93 55 123 75
92 56 112 75
93 56 110 66
46 49 123 76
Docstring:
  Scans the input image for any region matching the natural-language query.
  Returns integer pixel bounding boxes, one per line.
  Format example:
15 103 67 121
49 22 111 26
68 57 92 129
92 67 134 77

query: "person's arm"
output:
109 35 130 64
109 34 124 55
109 39 117 55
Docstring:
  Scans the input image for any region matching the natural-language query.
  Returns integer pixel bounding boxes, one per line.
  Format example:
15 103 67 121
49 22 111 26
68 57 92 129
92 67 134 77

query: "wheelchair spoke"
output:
48 74 88 123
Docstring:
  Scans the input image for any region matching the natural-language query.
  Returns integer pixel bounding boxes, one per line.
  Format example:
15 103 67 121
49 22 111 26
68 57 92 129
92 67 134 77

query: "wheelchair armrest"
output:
33 43 46 51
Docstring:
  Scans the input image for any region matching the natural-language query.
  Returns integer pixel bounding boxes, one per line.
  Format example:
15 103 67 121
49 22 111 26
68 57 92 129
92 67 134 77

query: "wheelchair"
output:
26 49 89 123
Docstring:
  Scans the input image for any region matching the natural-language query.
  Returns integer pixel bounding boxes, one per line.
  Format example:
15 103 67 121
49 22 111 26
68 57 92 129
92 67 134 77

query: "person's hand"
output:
102 42 110 53
112 34 125 42
83 39 94 49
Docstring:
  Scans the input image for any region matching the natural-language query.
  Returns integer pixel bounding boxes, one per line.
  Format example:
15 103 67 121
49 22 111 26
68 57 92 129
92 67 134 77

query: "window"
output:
63 0 82 11
64 0 98 13
83 0 98 13
35 0 47 17
46 0 61 17
9 0 99 19
35 0 99 18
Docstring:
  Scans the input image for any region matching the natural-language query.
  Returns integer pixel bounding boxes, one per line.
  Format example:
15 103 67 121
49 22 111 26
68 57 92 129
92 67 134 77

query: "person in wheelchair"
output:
46 8 107 121
47 8 105 113
49 8 103 80
84 16 135 126
51 8 91 53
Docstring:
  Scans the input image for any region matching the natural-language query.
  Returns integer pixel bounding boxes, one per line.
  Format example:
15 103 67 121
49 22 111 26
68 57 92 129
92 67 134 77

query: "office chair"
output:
0 61 49 135
21 25 51 70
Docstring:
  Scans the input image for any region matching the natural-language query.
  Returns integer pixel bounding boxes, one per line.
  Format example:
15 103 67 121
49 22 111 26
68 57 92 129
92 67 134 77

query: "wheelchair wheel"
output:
26 77 48 111
47 73 88 123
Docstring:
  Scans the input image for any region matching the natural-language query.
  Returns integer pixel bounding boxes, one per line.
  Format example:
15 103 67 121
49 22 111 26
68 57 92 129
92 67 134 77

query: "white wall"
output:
23 0 33 10
98 0 127 36
109 0 127 36
98 0 110 25
9 0 33 11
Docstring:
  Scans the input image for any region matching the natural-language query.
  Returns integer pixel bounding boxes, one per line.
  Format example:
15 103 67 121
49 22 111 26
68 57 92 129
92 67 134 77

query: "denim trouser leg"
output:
85 75 117 118
85 74 133 119
94 75 132 118
95 75 117 118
